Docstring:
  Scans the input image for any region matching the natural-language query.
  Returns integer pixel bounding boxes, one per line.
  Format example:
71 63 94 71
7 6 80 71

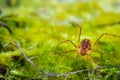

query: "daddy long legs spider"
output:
54 24 120 80
55 24 120 65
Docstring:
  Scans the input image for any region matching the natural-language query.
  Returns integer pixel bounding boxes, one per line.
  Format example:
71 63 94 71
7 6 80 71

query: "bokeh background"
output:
0 0 120 80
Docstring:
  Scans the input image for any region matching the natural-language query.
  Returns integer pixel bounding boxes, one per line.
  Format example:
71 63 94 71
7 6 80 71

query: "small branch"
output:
57 66 120 77
13 40 47 75
29 56 38 60
3 41 47 75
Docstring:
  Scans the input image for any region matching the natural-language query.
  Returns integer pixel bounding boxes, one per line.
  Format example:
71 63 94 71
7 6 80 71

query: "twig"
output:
57 66 120 77
29 56 38 60
13 40 47 75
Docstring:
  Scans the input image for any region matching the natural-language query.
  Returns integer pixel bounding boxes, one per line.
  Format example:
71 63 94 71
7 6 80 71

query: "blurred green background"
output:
0 0 120 80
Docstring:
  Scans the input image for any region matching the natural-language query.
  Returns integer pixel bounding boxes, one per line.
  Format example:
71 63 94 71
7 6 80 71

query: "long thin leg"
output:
54 40 77 53
92 50 104 65
53 49 76 54
75 24 82 44
93 33 120 46
57 40 77 48
70 22 82 43
86 54 95 80
73 53 79 68
87 54 91 80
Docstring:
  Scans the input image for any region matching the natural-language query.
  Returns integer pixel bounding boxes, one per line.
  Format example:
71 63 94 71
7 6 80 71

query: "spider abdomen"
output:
78 39 91 55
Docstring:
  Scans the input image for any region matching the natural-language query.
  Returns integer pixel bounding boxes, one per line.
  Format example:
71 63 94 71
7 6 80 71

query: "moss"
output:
0 0 120 79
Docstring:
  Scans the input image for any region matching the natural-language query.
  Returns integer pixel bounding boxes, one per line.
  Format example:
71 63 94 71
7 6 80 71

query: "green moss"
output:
0 0 120 79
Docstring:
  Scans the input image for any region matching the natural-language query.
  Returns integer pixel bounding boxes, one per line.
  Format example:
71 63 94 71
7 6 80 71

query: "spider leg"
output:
93 33 120 46
92 33 120 65
92 50 104 66
56 40 77 49
54 40 77 53
73 53 79 66
76 24 82 44
70 23 82 43
53 49 76 54
86 54 92 80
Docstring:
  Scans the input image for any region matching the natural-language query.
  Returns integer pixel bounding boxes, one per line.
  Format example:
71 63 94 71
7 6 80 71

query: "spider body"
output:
78 39 91 56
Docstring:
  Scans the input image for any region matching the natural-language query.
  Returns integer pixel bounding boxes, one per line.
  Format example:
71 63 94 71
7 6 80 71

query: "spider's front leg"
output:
54 40 77 54
57 40 77 48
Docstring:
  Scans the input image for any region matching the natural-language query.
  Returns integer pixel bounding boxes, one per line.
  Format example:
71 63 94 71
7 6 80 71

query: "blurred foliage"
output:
0 0 120 80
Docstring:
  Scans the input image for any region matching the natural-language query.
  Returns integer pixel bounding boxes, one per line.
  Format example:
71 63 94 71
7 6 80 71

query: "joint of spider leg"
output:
103 32 120 38
103 33 108 35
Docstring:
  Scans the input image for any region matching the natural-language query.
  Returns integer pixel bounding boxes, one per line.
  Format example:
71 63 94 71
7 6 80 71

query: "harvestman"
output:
55 24 120 62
